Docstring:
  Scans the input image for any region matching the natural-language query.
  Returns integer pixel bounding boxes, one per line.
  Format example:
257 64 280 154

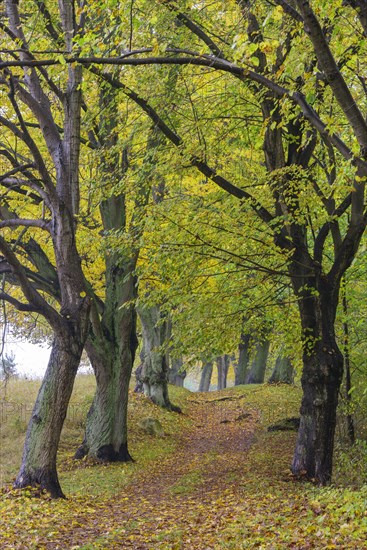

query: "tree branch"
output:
0 291 40 312
272 0 304 23
0 218 50 231
160 0 224 57
296 0 367 153
0 107 56 200
0 235 60 326
92 68 275 226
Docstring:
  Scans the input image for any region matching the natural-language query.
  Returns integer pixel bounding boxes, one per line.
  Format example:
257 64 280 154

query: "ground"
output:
1 383 367 548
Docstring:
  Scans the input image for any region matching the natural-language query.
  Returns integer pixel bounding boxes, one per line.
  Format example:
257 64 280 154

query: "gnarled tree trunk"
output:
76 309 137 462
137 303 178 410
75 233 139 461
14 321 88 498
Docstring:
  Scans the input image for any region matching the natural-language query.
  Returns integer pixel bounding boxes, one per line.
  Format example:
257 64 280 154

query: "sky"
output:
3 340 92 379
4 340 51 378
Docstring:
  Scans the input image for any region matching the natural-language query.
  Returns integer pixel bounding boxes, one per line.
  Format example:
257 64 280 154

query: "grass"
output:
0 375 96 487
169 470 204 495
1 378 367 548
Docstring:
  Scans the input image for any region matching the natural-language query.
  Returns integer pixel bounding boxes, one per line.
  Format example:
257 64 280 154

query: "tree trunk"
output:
14 325 87 498
291 278 344 484
342 287 355 444
246 339 270 384
292 341 343 484
235 332 250 385
75 316 137 462
216 355 230 390
268 354 294 384
137 304 179 410
199 361 213 392
169 357 186 387
75 249 139 461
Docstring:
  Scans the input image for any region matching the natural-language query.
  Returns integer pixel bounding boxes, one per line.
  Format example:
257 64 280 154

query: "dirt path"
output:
56 394 259 549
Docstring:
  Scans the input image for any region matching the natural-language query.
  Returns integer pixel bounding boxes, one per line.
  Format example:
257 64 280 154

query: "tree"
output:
246 339 270 384
199 361 214 392
0 1 90 497
216 354 230 390
104 0 367 483
169 356 186 387
235 332 251 386
137 303 173 408
0 352 17 380
2 0 367 487
0 350 17 399
268 354 294 385
73 82 141 462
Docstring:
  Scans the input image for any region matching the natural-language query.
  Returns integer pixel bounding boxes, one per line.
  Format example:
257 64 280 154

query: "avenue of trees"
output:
1 0 367 496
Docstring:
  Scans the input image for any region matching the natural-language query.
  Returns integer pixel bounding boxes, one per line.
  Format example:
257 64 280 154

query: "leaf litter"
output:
1 385 367 548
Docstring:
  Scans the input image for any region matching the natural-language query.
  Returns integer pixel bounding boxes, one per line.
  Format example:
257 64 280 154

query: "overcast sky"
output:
4 341 50 378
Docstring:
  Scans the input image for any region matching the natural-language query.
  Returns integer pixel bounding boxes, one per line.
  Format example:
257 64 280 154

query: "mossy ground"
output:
0 379 367 548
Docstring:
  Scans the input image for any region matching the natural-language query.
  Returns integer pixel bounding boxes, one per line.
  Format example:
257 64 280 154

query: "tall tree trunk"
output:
268 354 294 384
291 277 344 484
14 314 88 498
235 332 250 385
216 354 230 390
246 339 270 384
199 361 213 392
169 357 186 387
137 304 179 410
75 312 137 462
75 251 139 460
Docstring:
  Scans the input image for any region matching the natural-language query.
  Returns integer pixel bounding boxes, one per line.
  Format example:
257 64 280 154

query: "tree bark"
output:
246 339 270 384
199 361 213 392
75 250 139 461
76 313 137 462
235 332 250 385
291 275 344 484
169 357 186 387
268 354 294 384
14 313 89 498
137 304 179 410
216 354 230 390
342 286 355 444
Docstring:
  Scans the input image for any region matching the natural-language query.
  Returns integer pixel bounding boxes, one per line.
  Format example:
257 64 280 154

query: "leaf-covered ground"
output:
1 384 367 548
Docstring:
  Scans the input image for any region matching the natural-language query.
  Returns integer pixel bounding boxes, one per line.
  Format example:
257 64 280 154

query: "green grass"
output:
169 470 204 495
1 380 367 548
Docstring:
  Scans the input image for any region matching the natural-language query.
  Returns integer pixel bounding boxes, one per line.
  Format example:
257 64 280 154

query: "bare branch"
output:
0 218 50 231
0 291 40 312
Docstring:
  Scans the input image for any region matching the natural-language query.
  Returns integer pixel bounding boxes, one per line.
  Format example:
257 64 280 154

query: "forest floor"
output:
1 382 367 548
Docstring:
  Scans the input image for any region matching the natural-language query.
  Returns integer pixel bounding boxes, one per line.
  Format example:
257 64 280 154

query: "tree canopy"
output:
2 0 367 495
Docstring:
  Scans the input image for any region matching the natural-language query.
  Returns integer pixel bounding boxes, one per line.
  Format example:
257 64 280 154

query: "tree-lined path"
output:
2 385 365 549
44 394 260 549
